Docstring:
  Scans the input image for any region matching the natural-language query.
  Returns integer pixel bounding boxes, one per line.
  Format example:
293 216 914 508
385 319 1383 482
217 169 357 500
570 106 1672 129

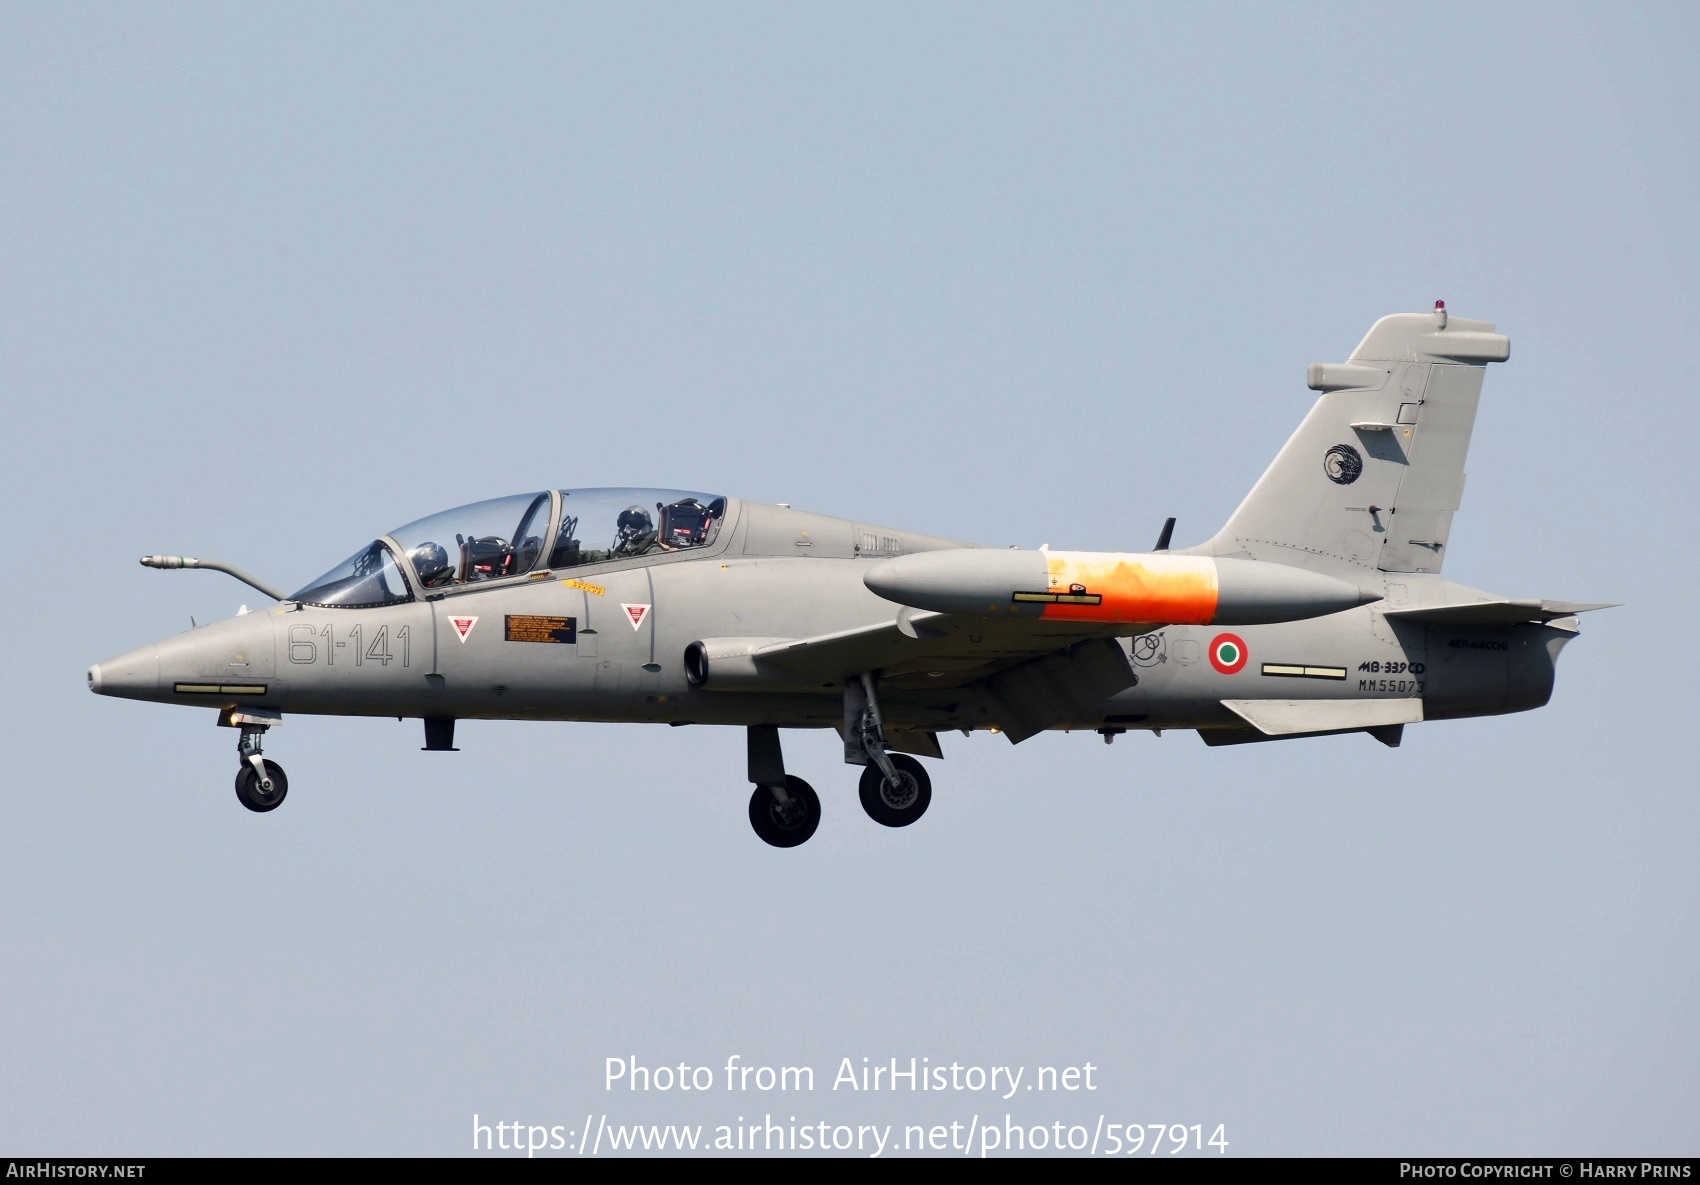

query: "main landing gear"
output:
229 710 288 813
858 754 931 828
746 724 821 847
743 675 936 848
845 673 932 830
748 776 820 848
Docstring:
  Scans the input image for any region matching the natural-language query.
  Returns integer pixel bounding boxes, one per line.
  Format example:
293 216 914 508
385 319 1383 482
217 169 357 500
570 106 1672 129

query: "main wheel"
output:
858 754 932 828
234 760 289 813
748 776 820 848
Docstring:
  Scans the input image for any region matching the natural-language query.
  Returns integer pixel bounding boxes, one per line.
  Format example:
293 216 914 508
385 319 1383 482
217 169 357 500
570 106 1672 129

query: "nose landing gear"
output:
227 709 288 813
235 757 289 812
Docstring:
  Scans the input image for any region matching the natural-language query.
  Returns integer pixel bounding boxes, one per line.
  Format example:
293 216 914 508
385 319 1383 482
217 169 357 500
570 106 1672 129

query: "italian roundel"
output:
1208 633 1248 675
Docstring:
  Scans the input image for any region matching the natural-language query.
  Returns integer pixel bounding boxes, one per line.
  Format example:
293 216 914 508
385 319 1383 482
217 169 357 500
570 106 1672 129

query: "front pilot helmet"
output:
615 505 654 549
410 541 452 586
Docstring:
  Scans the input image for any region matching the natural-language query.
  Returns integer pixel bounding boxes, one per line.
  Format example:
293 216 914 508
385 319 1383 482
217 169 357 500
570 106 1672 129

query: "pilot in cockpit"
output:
410 541 456 588
613 506 657 556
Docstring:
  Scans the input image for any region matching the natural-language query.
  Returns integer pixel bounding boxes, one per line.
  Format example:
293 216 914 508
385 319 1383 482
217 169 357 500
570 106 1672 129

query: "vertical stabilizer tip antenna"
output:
1154 517 1176 552
1434 299 1447 329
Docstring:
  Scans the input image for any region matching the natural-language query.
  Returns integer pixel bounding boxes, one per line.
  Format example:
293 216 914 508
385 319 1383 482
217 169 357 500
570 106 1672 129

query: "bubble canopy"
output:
289 488 727 607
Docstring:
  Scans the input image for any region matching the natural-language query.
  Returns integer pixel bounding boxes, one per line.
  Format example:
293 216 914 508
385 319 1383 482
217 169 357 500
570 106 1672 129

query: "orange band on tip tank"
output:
1037 552 1219 624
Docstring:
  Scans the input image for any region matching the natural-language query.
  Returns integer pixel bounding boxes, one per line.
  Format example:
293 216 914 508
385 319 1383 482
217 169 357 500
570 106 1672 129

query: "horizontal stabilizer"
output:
1222 697 1423 737
1383 600 1617 626
1200 723 1403 747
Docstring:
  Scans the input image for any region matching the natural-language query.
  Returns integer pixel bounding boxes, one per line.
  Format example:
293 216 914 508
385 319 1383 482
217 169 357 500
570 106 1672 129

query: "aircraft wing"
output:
743 613 1146 744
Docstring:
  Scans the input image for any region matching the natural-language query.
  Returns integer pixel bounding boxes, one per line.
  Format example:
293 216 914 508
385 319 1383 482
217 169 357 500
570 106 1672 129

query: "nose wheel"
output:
235 760 289 812
234 720 288 812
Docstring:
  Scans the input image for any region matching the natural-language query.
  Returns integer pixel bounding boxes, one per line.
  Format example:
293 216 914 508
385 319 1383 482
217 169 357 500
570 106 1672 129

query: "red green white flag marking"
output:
1208 633 1248 674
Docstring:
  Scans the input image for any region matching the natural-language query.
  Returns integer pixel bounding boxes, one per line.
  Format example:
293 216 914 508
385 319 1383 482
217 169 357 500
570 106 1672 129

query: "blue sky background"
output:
2 2 1695 1156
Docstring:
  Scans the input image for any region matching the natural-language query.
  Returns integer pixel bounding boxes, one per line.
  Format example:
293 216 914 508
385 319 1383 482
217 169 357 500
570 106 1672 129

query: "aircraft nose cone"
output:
88 644 160 700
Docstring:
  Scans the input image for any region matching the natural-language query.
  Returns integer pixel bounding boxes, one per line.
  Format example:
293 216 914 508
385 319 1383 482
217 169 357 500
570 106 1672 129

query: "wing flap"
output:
980 639 1138 744
884 728 944 759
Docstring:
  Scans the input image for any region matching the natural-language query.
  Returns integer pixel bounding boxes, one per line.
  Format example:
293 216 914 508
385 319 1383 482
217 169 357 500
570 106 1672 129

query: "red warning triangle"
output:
621 603 650 630
449 615 478 642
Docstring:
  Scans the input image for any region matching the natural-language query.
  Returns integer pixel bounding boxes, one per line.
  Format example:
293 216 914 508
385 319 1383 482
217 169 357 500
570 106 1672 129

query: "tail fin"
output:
1193 304 1509 576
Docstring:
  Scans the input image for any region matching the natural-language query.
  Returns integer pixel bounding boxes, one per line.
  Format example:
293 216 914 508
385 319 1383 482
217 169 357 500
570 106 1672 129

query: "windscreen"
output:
290 542 412 608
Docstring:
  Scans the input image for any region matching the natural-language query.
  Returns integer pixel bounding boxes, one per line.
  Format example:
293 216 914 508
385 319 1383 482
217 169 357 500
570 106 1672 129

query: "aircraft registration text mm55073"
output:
90 304 1609 846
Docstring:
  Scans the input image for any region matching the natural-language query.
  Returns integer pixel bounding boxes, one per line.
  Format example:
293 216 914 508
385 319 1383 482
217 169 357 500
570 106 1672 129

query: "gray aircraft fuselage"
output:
87 502 1568 734
87 306 1600 841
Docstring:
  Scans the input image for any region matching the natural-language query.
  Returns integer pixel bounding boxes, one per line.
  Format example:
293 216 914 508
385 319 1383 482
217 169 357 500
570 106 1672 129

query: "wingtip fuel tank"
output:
862 549 1374 627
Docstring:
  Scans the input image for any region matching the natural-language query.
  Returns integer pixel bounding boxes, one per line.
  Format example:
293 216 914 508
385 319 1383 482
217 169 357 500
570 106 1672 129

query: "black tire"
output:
748 776 820 848
858 754 932 828
234 760 289 813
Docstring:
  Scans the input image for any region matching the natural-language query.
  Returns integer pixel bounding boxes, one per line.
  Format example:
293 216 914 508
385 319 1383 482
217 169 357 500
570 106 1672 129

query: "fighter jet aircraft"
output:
90 304 1606 846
